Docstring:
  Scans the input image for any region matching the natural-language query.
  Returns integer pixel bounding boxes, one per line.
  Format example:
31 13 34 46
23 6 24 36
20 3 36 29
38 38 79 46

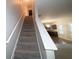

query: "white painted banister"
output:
35 4 57 50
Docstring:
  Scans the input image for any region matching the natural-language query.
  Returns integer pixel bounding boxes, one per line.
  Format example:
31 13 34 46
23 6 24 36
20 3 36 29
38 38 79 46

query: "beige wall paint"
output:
41 15 72 41
55 16 72 41
13 0 35 16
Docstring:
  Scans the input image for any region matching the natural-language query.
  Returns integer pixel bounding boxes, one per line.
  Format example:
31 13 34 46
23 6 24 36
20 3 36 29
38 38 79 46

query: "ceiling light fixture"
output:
45 24 51 28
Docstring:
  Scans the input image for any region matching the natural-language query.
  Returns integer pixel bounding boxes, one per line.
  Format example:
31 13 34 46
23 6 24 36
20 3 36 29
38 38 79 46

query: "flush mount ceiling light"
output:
45 24 51 28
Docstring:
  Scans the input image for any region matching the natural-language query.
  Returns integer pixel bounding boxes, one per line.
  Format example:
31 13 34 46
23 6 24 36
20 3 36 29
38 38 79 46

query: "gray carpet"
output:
50 36 72 59
55 44 72 59
13 16 41 59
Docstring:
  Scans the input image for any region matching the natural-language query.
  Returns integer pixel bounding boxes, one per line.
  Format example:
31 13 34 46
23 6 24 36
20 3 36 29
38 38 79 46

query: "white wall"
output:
56 17 72 41
6 0 25 59
6 0 21 40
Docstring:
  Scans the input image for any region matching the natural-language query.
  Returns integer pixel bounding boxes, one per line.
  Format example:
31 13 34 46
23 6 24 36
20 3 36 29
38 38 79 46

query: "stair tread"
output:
14 51 41 59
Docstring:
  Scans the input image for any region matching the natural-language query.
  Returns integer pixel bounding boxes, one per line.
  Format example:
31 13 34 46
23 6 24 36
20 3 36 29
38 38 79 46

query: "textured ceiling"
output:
37 0 72 18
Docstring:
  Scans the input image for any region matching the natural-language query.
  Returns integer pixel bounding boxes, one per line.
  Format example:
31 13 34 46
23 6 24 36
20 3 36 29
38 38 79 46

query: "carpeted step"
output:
18 36 37 43
20 32 35 37
14 51 40 59
22 28 35 32
16 42 39 51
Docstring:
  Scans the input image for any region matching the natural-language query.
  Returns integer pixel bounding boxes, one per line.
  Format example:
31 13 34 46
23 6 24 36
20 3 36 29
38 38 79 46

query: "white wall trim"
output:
6 16 23 43
11 16 25 59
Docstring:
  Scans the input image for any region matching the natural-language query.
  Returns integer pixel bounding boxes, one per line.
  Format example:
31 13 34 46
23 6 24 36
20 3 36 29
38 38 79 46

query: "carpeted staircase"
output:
13 16 41 59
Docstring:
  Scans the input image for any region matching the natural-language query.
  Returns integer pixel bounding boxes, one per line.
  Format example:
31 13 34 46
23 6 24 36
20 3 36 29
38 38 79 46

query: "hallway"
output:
13 16 41 59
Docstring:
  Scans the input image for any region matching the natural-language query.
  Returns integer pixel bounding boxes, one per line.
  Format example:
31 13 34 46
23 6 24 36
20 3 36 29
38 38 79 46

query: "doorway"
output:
29 10 32 16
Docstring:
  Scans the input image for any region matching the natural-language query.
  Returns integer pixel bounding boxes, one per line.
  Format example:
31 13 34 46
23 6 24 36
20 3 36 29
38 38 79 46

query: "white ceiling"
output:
37 0 72 18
